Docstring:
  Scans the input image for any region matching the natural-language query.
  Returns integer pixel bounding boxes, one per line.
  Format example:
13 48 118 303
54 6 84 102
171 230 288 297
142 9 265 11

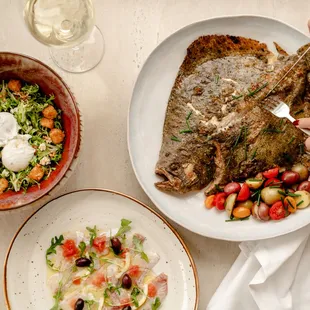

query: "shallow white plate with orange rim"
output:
3 189 199 310
128 15 310 241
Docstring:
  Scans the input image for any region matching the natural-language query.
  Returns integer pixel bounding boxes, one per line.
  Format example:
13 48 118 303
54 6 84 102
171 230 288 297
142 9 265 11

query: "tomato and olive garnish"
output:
204 164 310 222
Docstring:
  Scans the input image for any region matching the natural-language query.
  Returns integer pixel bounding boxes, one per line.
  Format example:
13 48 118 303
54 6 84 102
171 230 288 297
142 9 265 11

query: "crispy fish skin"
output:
155 35 273 193
155 35 310 194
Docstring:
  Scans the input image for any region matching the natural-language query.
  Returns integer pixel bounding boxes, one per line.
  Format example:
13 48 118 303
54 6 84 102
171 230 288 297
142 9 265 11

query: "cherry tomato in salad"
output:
237 183 250 202
269 201 285 220
214 192 227 210
127 265 141 277
264 178 281 187
284 197 297 213
91 272 106 287
148 283 158 298
224 182 241 195
263 167 279 179
120 248 129 258
204 195 216 209
72 278 81 285
62 239 79 258
93 236 107 253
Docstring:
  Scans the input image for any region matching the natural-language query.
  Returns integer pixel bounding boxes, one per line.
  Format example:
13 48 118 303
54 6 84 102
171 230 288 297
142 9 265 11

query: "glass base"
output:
49 26 104 73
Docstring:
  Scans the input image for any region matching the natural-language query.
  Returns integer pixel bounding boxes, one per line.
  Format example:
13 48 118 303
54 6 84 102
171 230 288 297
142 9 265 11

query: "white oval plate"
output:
4 189 199 310
128 15 310 241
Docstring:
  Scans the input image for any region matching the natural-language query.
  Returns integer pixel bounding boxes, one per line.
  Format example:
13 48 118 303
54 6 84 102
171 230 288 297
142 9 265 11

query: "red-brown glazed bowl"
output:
0 53 80 210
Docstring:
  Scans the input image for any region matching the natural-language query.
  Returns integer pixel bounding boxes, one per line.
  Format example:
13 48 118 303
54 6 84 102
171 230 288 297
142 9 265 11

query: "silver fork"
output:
264 99 310 136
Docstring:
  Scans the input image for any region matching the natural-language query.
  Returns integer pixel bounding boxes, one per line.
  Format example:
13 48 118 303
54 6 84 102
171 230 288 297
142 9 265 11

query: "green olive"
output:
261 187 285 205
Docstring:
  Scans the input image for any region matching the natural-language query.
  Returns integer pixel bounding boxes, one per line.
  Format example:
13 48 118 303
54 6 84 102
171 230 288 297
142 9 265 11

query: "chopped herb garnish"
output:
227 126 245 166
179 129 193 134
262 127 284 134
299 143 305 155
288 136 296 145
244 126 248 160
294 109 304 115
251 148 258 160
257 190 262 206
86 226 97 247
78 241 86 257
297 200 304 207
248 82 268 97
214 74 220 84
46 235 64 269
133 235 149 263
270 186 281 188
248 179 263 182
215 184 223 192
171 135 181 142
115 218 132 237
180 111 193 134
225 216 250 222
104 283 122 306
131 286 142 307
277 190 287 196
232 94 243 100
286 192 301 197
152 297 162 310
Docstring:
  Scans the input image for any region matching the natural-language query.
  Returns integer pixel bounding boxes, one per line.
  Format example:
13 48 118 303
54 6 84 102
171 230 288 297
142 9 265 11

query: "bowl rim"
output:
3 188 200 310
0 52 81 211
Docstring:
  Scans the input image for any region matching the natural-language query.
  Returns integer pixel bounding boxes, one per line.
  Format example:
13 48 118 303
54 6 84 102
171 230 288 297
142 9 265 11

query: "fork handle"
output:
286 115 310 136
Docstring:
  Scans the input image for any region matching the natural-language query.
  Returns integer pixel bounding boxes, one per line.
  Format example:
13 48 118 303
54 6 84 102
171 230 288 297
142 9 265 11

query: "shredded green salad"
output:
0 80 64 192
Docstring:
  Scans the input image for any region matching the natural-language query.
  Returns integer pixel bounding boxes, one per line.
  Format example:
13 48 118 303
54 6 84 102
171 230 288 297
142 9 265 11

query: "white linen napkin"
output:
207 225 310 310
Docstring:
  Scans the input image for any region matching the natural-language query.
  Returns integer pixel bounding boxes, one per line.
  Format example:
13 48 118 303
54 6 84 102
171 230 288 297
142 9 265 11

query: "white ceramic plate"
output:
128 15 310 241
4 189 198 310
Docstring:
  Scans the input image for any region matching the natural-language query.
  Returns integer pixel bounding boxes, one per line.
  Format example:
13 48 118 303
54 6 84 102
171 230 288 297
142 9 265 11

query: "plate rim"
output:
3 188 199 310
127 14 310 241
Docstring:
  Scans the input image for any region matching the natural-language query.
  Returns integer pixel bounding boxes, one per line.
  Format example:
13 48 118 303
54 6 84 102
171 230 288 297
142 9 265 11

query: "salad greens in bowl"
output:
0 53 80 210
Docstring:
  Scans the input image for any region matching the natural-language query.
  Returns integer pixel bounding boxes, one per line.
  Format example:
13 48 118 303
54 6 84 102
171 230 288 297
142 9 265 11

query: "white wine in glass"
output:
24 0 104 73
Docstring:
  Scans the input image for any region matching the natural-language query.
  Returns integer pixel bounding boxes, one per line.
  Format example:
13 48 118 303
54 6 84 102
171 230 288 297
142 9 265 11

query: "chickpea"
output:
0 178 9 194
50 128 65 144
8 80 22 92
40 118 54 129
28 165 44 181
42 105 58 119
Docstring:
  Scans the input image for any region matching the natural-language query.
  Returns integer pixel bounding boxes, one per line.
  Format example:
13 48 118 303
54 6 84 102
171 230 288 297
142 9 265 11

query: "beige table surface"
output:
1 1 310 309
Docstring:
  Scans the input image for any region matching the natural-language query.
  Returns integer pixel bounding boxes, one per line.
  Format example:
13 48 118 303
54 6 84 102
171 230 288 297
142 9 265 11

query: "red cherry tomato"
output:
263 167 279 179
224 182 241 195
93 236 107 253
62 239 79 258
214 192 227 210
269 201 285 220
148 283 157 298
72 278 81 285
237 184 250 201
91 272 106 287
127 265 141 277
264 178 281 187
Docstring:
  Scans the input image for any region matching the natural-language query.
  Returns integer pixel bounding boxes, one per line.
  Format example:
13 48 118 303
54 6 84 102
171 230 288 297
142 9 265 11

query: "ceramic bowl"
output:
0 52 80 210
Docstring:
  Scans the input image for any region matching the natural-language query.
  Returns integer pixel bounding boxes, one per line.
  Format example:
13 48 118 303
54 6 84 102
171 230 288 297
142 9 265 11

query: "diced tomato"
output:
120 298 131 306
237 184 250 201
264 178 281 187
127 265 141 277
148 283 157 298
263 167 279 179
284 197 297 213
93 236 107 253
204 195 216 209
214 193 227 210
91 272 106 287
120 248 129 258
62 239 79 258
72 278 81 285
269 201 285 220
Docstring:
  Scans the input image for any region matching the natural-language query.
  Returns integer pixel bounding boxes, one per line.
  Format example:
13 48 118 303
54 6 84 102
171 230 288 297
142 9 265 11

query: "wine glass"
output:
23 0 104 73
